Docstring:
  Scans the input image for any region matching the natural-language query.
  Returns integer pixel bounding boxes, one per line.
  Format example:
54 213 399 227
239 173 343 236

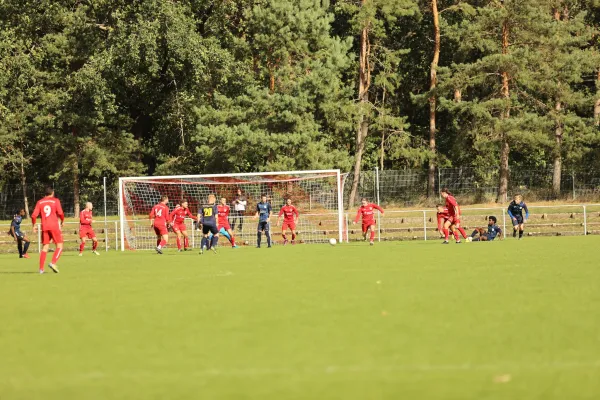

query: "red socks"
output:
176 238 181 250
159 239 167 248
369 230 376 241
292 233 296 241
453 230 460 241
230 236 236 246
443 228 449 240
79 242 85 253
282 233 287 240
51 248 63 264
457 227 468 239
184 237 189 249
92 241 98 251
156 238 161 247
39 251 47 271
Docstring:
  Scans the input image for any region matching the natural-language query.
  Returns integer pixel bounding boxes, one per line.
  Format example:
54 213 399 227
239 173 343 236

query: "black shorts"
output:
257 221 270 232
10 230 25 240
511 215 524 226
202 225 218 235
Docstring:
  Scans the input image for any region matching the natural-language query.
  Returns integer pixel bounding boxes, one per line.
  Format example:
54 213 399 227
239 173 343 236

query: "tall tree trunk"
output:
552 101 563 198
20 157 29 218
73 156 80 217
595 69 600 126
348 12 371 208
427 0 441 198
497 18 510 203
380 87 387 171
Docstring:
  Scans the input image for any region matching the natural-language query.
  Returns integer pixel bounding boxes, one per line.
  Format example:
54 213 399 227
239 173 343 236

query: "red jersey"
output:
31 197 65 231
169 205 194 224
354 203 384 225
150 203 170 227
437 207 450 230
445 195 460 217
278 205 299 222
217 204 231 226
80 210 93 227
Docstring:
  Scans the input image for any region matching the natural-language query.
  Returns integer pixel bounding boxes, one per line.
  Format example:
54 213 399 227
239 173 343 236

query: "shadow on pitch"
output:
0 271 39 274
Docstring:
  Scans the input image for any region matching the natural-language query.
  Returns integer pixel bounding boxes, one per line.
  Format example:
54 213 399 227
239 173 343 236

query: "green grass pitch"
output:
1 237 600 400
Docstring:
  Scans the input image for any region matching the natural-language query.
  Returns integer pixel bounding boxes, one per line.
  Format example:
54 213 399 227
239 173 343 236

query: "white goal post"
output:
118 170 347 251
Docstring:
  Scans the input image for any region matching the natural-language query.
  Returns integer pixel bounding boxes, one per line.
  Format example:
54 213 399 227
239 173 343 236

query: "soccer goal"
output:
118 170 347 251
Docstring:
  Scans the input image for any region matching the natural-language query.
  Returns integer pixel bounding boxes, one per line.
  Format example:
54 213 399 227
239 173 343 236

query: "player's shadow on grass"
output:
0 271 39 274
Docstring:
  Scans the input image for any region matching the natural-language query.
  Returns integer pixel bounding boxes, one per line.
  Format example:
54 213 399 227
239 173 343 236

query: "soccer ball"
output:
329 238 337 246
466 237 473 242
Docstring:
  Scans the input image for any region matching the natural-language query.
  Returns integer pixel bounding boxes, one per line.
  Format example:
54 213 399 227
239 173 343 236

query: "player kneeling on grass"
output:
150 196 170 254
278 198 299 245
9 209 31 259
467 216 503 242
508 194 529 239
31 187 64 273
255 194 272 248
79 202 100 256
169 201 195 252
217 197 237 248
353 198 384 246
199 194 219 254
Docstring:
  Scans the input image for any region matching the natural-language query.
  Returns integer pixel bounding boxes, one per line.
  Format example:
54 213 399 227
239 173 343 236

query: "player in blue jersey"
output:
9 209 31 258
198 194 219 254
255 194 272 248
507 194 529 239
467 216 503 242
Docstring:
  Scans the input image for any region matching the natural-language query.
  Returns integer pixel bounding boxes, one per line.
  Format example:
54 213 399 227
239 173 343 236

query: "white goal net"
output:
118 170 346 251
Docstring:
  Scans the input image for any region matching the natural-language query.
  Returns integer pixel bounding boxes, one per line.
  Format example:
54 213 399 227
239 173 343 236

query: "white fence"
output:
1 204 599 253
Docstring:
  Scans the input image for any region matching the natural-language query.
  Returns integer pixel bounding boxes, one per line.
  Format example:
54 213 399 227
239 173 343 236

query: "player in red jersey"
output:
436 204 451 238
440 188 468 244
31 187 64 273
150 195 170 254
79 202 100 256
277 198 299 245
353 198 384 245
169 200 195 252
217 197 237 247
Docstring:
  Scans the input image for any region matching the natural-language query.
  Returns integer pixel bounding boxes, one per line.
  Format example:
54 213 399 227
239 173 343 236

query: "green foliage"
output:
1 0 600 201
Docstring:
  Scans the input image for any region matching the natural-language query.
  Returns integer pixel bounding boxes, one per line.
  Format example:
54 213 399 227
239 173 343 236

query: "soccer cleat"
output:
267 245 272 248
442 240 449 244
92 251 100 256
456 240 462 244
283 239 288 246
291 241 295 245
211 247 217 254
48 263 59 273
513 231 517 238
232 245 238 248
23 254 30 259
78 253 83 257
256 245 261 249
39 269 45 274
200 245 206 255
156 247 163 255
177 249 183 252
370 241 374 246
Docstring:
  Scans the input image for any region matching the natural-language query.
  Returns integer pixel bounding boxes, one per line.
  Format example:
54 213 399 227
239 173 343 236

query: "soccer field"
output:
1 237 599 400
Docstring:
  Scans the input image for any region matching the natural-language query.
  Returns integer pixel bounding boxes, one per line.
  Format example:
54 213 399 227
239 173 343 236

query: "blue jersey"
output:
507 201 529 219
200 203 218 226
487 224 502 240
11 215 23 233
256 202 272 222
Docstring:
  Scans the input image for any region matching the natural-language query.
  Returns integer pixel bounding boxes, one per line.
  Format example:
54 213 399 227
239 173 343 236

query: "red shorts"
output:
79 227 96 239
448 216 461 226
42 229 63 245
172 223 187 233
282 221 296 231
154 225 168 236
362 222 375 233
218 222 231 232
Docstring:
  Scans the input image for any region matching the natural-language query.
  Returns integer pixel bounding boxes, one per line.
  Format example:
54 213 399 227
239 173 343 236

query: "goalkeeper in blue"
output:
255 194 272 248
507 194 529 239
198 194 219 254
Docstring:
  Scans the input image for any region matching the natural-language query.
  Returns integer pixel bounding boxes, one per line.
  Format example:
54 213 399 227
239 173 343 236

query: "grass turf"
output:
1 237 599 400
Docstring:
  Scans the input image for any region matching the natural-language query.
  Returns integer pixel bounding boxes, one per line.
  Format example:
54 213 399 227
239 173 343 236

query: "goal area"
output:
118 170 346 251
